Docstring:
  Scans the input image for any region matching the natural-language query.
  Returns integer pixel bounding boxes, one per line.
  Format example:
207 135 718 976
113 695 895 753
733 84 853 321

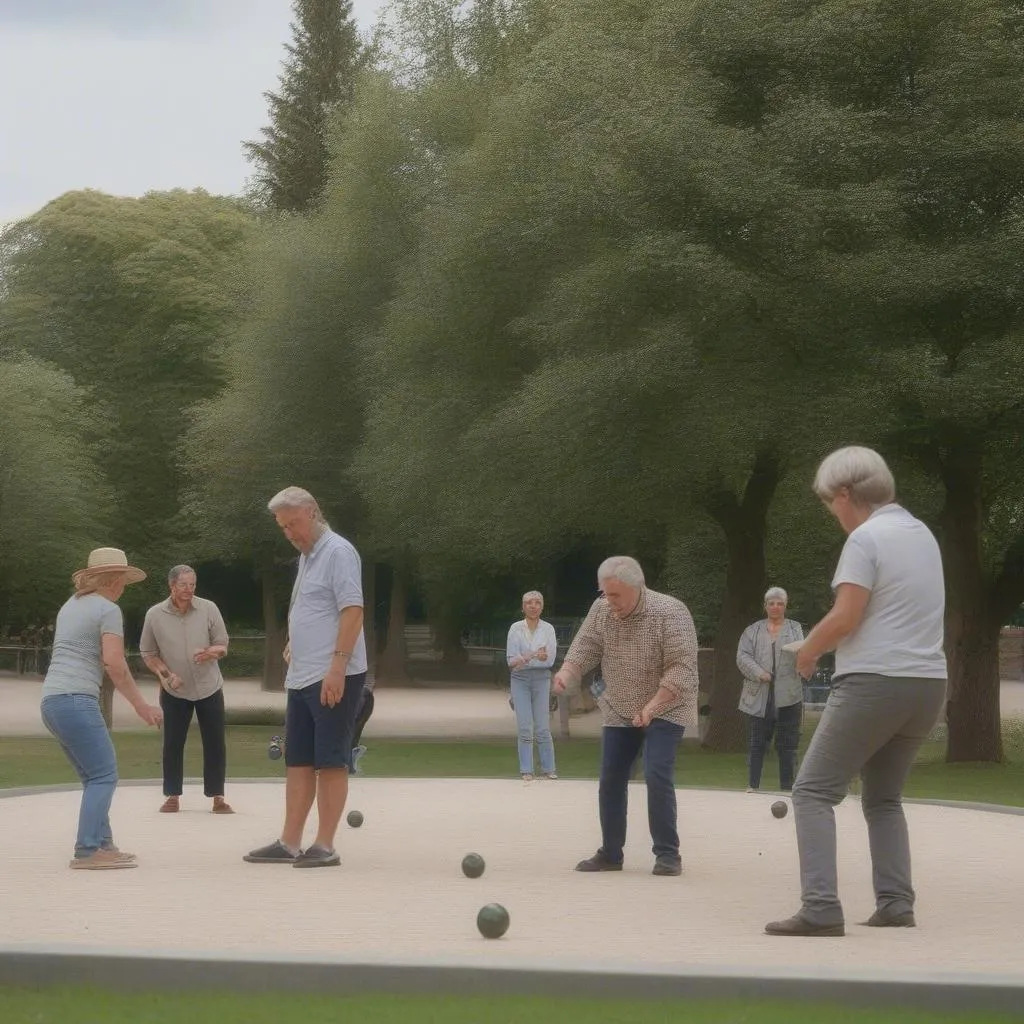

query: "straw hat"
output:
71 547 146 588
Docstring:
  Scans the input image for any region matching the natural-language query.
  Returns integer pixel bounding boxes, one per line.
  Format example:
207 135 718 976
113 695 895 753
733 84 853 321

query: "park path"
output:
2 675 1023 738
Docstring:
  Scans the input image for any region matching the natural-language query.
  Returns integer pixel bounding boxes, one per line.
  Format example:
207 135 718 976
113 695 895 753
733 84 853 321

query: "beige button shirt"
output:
562 588 699 728
139 596 229 701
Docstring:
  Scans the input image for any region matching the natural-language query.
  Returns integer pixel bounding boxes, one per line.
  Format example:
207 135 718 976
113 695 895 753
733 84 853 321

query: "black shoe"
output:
574 851 623 872
292 844 341 868
863 909 916 928
765 914 845 937
243 840 300 864
652 855 683 876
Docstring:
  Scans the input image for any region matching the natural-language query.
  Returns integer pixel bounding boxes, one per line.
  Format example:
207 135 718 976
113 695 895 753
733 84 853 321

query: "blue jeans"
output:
41 693 119 857
599 719 685 862
510 675 555 774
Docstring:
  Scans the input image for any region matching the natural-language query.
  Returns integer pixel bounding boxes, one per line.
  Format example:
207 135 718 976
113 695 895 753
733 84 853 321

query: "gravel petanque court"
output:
0 777 1021 979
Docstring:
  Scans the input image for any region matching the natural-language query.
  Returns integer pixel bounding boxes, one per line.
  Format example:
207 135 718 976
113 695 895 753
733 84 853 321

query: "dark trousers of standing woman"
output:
748 686 803 791
159 687 227 798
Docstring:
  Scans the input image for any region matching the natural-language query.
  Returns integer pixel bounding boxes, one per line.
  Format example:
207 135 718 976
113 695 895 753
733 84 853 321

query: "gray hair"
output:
168 565 196 586
522 590 544 604
764 586 788 605
597 556 645 588
813 446 895 507
267 486 326 521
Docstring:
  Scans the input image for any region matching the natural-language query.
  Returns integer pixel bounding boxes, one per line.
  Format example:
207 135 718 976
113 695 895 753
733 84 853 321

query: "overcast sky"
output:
0 0 384 225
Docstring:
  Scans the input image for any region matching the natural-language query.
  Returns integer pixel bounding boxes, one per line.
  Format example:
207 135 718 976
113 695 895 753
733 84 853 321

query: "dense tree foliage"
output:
2 0 1021 758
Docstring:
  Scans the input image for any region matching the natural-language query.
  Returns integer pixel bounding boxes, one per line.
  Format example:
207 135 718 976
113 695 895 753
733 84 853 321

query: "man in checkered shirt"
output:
553 556 699 876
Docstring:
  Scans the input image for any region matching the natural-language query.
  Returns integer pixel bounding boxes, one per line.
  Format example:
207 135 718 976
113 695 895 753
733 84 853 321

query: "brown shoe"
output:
101 844 137 861
212 798 234 814
765 914 844 937
863 909 916 928
160 796 180 813
70 849 138 870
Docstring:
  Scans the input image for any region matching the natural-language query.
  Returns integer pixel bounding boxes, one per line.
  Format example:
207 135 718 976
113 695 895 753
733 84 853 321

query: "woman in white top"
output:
506 591 558 781
766 447 947 938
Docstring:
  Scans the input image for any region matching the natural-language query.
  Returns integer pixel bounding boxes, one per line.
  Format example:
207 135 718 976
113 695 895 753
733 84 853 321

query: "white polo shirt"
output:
832 504 947 679
286 529 367 689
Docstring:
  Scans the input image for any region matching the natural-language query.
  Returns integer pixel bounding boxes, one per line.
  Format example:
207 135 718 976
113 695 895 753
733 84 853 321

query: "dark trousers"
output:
748 699 802 790
598 719 685 863
353 689 374 748
159 688 227 797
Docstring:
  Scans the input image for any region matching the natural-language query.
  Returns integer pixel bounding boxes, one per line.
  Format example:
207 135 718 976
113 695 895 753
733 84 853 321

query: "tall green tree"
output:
0 189 254 618
0 358 113 627
184 70 432 686
686 0 1024 761
244 0 363 213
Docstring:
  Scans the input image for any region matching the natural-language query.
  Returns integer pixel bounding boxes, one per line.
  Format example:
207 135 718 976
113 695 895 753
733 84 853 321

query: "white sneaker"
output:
351 745 367 775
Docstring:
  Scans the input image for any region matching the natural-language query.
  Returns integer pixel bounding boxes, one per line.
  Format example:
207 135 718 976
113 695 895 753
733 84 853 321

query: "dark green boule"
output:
476 903 510 939
461 852 485 878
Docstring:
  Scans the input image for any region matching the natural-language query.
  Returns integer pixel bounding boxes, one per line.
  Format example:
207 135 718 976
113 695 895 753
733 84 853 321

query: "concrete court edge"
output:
0 947 1022 1014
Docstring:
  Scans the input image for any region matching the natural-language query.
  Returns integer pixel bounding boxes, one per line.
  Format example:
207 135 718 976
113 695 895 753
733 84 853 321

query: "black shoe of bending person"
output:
574 850 623 872
652 854 682 876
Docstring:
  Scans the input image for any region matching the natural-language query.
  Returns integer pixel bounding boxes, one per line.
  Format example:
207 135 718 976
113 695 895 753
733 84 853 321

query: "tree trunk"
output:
378 568 410 683
260 566 286 692
939 446 1003 762
704 449 783 753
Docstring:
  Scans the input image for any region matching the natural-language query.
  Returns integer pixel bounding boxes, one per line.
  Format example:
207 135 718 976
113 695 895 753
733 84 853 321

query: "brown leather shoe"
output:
159 796 180 813
765 915 845 937
863 909 916 928
212 797 234 814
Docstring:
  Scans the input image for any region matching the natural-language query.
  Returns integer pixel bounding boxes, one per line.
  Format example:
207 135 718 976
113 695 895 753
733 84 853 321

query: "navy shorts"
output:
285 672 366 770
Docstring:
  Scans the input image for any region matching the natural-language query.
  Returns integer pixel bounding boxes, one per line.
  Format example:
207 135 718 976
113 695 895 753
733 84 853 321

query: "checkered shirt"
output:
562 588 699 728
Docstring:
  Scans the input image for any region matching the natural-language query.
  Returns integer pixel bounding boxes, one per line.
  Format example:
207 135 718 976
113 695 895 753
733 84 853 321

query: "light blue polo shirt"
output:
286 529 367 689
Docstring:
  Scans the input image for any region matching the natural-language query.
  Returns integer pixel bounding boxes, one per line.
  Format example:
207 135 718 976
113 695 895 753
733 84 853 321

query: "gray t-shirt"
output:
832 503 947 679
41 593 124 698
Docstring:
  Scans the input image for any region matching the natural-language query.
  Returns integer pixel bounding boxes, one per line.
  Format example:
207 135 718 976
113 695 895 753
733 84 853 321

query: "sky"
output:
0 0 385 225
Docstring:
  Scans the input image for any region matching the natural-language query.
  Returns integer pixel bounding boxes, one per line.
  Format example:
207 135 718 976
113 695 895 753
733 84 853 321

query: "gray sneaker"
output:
293 844 340 868
351 745 367 775
243 840 300 864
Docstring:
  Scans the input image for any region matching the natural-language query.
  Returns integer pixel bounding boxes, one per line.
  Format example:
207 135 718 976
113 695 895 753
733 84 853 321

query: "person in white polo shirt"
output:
766 446 947 938
140 565 232 814
244 486 367 869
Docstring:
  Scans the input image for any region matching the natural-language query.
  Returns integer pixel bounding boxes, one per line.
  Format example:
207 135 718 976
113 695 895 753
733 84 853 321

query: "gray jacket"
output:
736 618 804 717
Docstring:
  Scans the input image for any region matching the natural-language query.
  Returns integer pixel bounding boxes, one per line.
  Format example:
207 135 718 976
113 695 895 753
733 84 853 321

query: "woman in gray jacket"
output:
736 587 804 792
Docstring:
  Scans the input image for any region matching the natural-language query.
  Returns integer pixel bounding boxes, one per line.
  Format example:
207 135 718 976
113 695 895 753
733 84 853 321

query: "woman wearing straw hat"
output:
40 547 164 870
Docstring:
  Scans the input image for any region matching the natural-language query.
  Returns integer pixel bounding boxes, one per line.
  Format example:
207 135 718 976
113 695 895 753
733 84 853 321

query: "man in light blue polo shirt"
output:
244 487 367 869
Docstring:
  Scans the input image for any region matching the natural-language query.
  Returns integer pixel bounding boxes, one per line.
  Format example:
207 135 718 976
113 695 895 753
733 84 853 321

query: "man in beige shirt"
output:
140 565 232 814
553 556 699 876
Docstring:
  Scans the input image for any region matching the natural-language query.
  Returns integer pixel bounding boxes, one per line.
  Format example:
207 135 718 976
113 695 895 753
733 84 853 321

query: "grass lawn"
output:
0 990 1019 1024
1 721 1023 806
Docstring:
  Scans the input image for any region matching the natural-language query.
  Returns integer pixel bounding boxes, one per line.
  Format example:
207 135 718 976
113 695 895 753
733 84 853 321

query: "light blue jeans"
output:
510 674 556 775
41 693 119 857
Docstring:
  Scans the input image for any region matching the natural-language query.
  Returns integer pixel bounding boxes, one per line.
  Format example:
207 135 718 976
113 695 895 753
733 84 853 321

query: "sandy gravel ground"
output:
1 779 1021 979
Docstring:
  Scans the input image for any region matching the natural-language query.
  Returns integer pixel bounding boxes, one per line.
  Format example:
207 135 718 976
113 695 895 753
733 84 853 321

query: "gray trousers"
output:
793 673 946 926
